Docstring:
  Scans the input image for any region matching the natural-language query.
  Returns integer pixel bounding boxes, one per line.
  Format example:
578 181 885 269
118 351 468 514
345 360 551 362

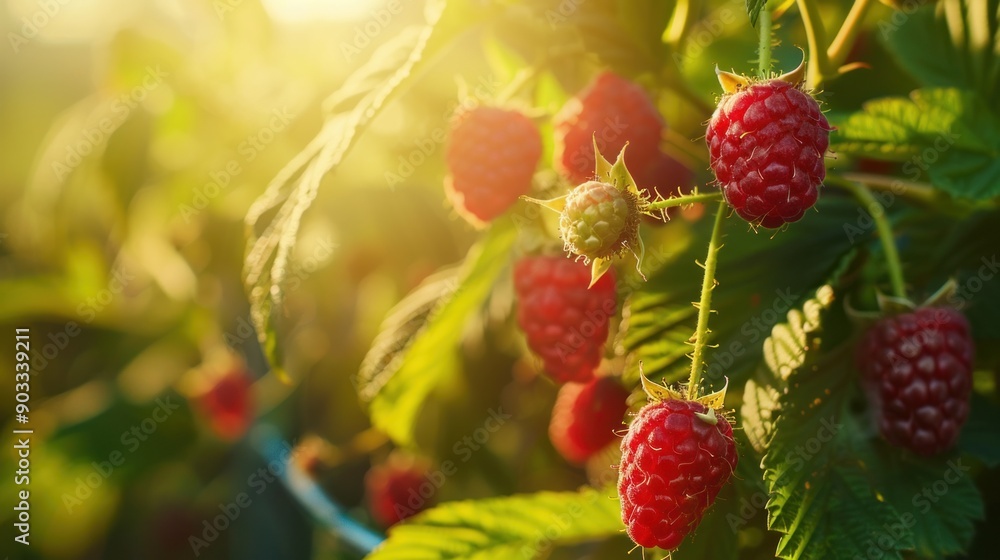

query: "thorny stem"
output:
687 200 728 401
646 190 723 211
758 6 773 78
838 179 908 299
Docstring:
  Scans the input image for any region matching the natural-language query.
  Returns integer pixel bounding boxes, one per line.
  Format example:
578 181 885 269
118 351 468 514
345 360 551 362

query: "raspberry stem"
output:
757 6 773 78
646 191 723 211
687 200 728 401
839 172 939 206
838 179 908 299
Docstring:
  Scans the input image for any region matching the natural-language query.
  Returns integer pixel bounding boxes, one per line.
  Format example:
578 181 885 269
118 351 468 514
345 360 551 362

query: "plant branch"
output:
687 200 728 401
758 6 773 78
827 0 874 70
838 172 939 206
795 0 832 89
646 190 723 211
665 0 699 47
837 179 907 299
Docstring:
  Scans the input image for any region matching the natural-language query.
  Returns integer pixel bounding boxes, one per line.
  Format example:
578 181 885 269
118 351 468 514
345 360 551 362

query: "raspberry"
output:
197 367 253 440
554 72 665 189
445 106 542 224
365 453 433 527
560 181 640 261
706 79 831 228
549 376 631 463
514 256 617 383
857 306 975 456
618 399 738 550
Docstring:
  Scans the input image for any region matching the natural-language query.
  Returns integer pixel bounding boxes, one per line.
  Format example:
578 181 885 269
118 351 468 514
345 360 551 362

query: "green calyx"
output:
522 138 655 287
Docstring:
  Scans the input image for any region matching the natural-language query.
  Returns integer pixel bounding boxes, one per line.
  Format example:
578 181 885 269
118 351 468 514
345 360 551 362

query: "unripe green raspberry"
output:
559 181 639 260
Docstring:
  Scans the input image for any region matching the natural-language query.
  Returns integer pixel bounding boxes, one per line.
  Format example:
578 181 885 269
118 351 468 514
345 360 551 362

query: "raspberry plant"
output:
241 1 1000 558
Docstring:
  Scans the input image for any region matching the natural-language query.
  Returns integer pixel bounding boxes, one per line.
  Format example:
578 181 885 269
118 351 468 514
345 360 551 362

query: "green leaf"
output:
673 482 740 559
883 0 1000 100
752 288 912 560
357 220 518 445
748 285 983 559
958 394 1000 467
365 488 623 559
242 2 452 380
874 453 984 559
831 88 1000 201
747 0 767 27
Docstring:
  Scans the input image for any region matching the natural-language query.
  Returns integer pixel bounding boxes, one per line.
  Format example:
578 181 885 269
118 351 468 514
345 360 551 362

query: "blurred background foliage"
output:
0 0 996 559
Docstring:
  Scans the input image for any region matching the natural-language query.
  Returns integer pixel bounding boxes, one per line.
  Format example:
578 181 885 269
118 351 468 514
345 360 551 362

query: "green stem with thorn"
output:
758 6 773 77
687 200 728 401
646 191 723 211
836 179 908 299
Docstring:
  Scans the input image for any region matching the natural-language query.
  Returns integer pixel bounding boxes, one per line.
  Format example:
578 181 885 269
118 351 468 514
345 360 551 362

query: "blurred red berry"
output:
549 376 630 463
365 453 433 527
554 72 665 190
197 367 253 440
445 106 542 225
514 256 617 384
857 306 974 456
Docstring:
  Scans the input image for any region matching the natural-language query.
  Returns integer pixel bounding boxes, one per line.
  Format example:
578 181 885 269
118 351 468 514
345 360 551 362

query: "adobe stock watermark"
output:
223 237 339 349
705 288 800 383
519 467 618 558
188 439 303 556
726 416 842 532
877 0 933 40
843 131 959 243
212 0 247 19
948 255 1000 306
29 264 136 373
671 0 742 69
544 0 586 28
61 396 182 513
383 74 501 190
854 459 971 560
7 0 71 53
51 65 168 181
340 1 404 62
387 407 511 520
179 106 295 222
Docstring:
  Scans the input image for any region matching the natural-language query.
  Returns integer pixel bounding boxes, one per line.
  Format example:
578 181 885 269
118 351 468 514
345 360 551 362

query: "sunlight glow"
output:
261 0 384 22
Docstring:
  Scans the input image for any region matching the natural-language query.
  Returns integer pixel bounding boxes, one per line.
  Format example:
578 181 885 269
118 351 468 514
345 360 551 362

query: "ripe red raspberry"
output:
445 106 542 224
560 180 640 261
197 367 253 440
549 376 631 463
857 307 974 456
554 72 665 189
706 79 831 228
365 453 433 527
514 256 617 384
618 399 738 550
